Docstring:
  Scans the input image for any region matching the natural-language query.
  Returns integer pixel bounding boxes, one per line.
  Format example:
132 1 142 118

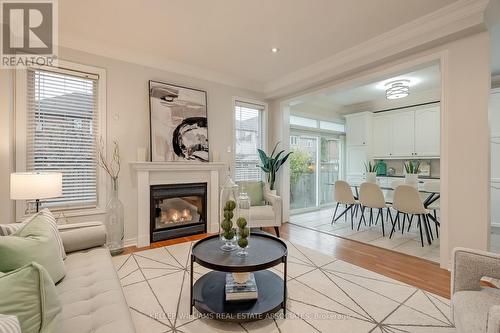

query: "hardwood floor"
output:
122 222 451 299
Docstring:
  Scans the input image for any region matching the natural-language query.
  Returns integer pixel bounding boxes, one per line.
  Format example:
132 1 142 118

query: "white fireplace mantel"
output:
130 161 227 247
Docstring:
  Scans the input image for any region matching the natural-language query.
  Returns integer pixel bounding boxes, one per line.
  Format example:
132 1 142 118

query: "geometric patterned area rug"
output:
112 240 455 333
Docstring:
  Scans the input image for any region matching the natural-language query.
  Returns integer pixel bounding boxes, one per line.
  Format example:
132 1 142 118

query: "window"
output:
320 120 345 132
234 100 265 181
22 65 102 210
290 115 318 128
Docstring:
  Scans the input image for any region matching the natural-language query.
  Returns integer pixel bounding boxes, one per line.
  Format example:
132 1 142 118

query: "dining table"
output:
332 179 440 225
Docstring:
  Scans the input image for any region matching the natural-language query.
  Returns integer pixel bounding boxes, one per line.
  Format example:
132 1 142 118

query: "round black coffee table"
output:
190 233 288 322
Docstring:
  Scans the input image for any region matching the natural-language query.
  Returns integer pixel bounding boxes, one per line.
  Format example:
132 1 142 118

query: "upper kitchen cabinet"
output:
371 105 440 159
372 115 392 157
414 106 440 156
345 112 372 146
391 111 415 157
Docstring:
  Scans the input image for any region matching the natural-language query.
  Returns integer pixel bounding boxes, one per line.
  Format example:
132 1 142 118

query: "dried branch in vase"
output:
97 137 121 184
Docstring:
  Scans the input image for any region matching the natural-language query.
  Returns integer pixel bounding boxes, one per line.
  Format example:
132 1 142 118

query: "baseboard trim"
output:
124 238 137 247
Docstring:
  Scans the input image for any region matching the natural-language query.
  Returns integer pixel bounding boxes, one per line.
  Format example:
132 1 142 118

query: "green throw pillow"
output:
0 262 62 333
0 213 66 283
237 181 264 206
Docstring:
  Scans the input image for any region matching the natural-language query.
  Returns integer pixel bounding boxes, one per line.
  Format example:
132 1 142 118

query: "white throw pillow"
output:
37 209 67 260
0 314 21 333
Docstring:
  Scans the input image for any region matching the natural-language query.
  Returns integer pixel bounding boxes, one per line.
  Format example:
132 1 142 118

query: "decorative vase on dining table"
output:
405 174 418 187
105 178 124 255
366 172 377 183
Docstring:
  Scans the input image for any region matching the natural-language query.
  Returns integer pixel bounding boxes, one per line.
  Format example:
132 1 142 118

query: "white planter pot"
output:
366 172 377 183
264 183 277 195
405 174 418 187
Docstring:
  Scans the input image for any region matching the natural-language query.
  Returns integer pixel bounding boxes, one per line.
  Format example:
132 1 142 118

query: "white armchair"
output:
236 181 283 237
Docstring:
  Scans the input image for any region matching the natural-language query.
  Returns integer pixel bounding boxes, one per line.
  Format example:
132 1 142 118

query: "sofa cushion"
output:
0 262 62 333
452 288 500 333
237 181 264 206
0 213 66 283
249 205 274 220
56 247 135 333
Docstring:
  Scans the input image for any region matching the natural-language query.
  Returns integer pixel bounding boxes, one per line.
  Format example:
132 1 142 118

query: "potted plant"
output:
404 161 421 187
364 161 379 183
258 142 292 193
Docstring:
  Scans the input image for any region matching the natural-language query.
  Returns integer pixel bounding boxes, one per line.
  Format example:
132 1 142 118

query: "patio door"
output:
290 132 342 212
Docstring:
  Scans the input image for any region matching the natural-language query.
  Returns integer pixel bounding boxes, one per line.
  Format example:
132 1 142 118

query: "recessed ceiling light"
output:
271 47 280 53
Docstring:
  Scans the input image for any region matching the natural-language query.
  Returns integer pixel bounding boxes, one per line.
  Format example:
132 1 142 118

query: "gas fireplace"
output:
150 183 207 242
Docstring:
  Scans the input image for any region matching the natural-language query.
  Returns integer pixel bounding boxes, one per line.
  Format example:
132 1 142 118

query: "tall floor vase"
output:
105 179 124 255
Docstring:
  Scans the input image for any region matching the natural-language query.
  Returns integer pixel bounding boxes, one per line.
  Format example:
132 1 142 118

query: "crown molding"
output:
58 0 488 98
263 0 489 99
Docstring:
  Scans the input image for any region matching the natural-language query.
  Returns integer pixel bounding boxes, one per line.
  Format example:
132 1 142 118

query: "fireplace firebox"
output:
150 183 207 242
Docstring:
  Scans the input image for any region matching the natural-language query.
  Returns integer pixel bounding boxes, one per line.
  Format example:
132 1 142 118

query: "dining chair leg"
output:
428 212 439 238
357 206 366 231
345 205 348 222
387 208 393 225
401 214 407 234
422 214 432 245
334 204 352 223
375 209 381 225
425 214 434 241
389 212 399 239
407 215 414 232
433 210 439 238
417 215 424 247
369 208 373 226
332 203 339 224
380 208 385 237
386 208 390 221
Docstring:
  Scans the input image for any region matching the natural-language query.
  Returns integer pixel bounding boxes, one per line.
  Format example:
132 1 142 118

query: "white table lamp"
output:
10 172 63 212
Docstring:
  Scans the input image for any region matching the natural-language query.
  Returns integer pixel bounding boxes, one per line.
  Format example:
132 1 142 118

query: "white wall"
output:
269 31 491 268
0 47 264 245
0 69 15 224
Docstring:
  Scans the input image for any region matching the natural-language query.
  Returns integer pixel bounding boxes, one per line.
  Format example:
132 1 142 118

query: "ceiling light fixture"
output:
385 80 410 99
271 47 279 53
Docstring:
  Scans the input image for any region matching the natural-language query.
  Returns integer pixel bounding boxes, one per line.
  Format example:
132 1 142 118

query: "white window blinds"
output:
234 101 264 181
26 67 99 209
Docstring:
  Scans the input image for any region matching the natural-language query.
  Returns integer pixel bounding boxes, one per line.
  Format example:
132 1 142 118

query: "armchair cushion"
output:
452 288 500 333
237 181 264 206
249 205 275 221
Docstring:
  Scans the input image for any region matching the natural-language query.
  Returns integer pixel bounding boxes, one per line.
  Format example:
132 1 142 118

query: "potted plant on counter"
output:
258 142 292 194
404 161 421 187
364 161 379 183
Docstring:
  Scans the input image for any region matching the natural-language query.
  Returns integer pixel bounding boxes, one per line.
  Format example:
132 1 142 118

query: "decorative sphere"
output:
226 200 236 211
236 217 247 229
238 238 248 248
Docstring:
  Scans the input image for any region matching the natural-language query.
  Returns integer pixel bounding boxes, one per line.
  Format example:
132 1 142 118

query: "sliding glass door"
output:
290 132 342 212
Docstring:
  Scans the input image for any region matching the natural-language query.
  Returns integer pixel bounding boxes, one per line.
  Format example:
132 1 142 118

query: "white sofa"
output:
56 222 135 333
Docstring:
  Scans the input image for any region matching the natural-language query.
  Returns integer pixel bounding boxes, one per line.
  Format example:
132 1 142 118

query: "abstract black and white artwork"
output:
149 81 209 162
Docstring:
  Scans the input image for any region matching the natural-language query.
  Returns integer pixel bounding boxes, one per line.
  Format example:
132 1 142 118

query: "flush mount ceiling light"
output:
271 47 280 53
385 79 410 99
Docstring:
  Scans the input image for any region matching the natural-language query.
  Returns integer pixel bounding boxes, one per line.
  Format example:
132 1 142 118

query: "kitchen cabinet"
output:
345 112 371 146
373 115 391 157
346 145 369 177
414 107 440 156
371 105 440 158
391 111 415 157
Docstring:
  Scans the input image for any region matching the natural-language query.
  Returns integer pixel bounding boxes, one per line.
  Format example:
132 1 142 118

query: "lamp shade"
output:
10 172 63 200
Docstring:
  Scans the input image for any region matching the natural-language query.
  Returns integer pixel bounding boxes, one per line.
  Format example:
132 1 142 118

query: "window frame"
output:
15 60 107 220
232 97 267 182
